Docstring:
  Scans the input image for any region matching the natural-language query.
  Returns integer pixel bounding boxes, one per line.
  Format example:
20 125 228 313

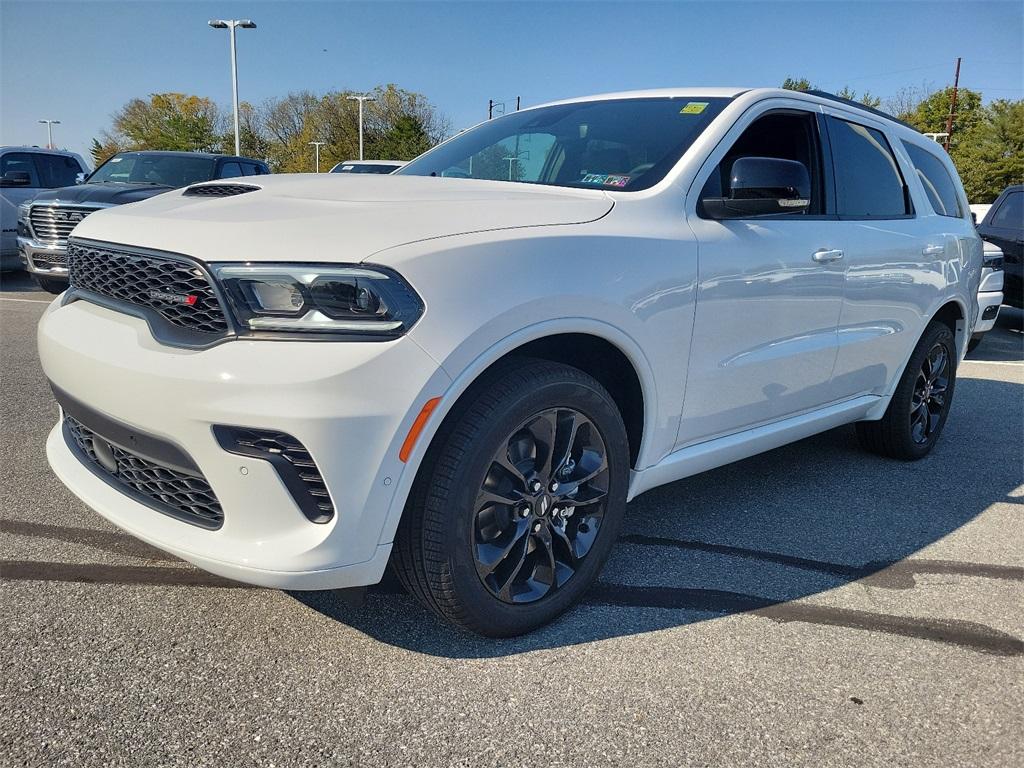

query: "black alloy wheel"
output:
473 407 609 604
910 342 950 445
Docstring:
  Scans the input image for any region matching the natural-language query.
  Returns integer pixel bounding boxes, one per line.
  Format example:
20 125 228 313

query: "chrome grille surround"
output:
28 204 103 246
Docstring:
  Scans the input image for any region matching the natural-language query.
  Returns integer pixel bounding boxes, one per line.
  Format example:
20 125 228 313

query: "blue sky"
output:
2 0 1021 163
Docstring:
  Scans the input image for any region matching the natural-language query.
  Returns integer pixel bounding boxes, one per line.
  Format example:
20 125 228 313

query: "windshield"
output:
88 153 217 187
398 96 731 191
331 163 400 174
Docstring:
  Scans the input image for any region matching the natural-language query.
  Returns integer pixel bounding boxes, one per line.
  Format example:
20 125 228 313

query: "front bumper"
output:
39 297 450 589
973 268 1003 336
18 236 69 278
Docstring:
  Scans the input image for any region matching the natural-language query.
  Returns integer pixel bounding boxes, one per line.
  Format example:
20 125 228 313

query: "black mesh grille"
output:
68 241 228 334
183 184 259 197
214 426 333 522
65 416 223 529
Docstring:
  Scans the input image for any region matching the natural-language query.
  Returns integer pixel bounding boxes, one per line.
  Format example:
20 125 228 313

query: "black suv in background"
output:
18 151 270 293
977 184 1023 309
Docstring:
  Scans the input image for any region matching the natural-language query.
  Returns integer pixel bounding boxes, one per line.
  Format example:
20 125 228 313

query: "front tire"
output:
391 358 629 637
856 321 957 460
32 275 67 295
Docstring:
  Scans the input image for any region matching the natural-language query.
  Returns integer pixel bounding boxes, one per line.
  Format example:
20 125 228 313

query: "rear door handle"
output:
812 248 844 263
922 244 945 256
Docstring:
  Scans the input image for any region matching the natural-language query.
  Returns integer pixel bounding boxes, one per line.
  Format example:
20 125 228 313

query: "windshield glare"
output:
88 154 217 187
398 96 731 192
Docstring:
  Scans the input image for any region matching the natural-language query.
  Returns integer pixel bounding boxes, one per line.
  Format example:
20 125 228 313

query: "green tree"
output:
899 86 985 147
835 86 881 109
952 99 1024 202
373 115 432 160
782 77 816 91
93 93 225 156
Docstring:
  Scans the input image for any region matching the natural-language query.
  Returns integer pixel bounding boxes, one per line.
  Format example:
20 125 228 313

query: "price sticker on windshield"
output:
680 102 709 114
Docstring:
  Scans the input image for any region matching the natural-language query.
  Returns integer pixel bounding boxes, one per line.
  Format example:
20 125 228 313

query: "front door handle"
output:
812 248 844 263
922 244 945 256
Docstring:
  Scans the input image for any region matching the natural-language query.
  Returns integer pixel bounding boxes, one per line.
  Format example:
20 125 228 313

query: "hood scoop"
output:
183 183 260 198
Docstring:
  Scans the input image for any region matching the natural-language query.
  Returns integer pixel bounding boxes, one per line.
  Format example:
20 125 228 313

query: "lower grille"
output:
68 240 229 335
65 415 223 529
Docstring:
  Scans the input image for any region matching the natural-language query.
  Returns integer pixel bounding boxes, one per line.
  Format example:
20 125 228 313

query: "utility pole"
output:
208 19 257 156
38 119 60 149
944 57 961 152
516 96 520 111
488 99 495 120
347 95 375 160
308 141 326 173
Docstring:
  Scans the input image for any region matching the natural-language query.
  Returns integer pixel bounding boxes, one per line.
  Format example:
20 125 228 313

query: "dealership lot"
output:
2 273 1022 767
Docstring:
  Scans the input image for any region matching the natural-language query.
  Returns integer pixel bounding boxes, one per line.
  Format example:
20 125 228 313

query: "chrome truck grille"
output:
28 205 100 246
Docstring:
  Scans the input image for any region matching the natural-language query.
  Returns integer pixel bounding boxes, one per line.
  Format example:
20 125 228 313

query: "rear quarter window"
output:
902 141 964 218
827 117 910 218
989 191 1022 229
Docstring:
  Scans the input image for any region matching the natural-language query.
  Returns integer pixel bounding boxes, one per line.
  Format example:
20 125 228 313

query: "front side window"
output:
699 110 824 215
219 162 244 179
989 191 1022 229
1 152 40 186
828 117 909 218
34 154 83 188
902 141 963 218
88 153 217 188
399 97 732 192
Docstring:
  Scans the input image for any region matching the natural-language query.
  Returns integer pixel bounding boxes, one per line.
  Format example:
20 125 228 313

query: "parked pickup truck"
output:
18 150 270 293
40 88 981 636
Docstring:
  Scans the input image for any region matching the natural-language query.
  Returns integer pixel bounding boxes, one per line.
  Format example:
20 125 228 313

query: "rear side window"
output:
34 153 83 188
219 161 244 179
828 117 909 218
989 191 1022 229
902 142 963 218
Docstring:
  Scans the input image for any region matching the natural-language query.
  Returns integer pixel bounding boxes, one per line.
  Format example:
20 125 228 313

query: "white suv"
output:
39 88 982 636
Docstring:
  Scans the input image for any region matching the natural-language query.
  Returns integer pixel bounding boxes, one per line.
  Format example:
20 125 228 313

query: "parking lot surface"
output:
2 271 1022 767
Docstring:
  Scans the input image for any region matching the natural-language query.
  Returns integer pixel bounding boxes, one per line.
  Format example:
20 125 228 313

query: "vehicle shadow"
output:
291 374 1024 657
966 306 1023 363
0 269 47 294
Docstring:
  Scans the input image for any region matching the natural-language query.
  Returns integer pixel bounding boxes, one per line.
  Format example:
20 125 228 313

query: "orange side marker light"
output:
399 397 442 463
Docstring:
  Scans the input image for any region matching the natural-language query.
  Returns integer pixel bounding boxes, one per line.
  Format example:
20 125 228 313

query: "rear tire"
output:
391 357 629 637
32 275 67 295
856 321 957 460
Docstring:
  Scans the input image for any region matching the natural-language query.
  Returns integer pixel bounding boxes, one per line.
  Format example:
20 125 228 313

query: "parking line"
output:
965 359 1023 367
0 296 50 304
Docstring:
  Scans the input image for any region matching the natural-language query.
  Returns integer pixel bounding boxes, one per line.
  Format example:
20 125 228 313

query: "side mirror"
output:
703 157 811 219
0 170 31 187
76 172 89 184
971 211 977 225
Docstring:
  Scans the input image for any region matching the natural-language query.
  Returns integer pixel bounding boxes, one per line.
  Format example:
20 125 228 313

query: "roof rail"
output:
804 90 919 132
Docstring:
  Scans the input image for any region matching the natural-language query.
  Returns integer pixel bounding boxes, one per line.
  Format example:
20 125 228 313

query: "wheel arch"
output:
931 297 968 357
376 321 657 549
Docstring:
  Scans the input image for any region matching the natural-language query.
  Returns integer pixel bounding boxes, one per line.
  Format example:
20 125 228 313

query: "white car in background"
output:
329 160 406 174
39 88 981 636
969 240 1004 352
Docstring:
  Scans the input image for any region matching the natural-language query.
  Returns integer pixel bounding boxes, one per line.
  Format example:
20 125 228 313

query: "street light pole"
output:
308 141 326 173
209 19 257 156
347 95 375 160
38 119 61 149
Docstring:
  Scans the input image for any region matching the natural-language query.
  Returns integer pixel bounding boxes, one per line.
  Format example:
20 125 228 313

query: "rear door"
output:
1 151 43 257
822 112 952 400
680 100 845 446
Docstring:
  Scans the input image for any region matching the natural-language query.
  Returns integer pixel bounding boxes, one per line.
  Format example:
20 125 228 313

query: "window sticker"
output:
604 175 631 187
110 157 122 162
581 173 608 184
580 173 631 187
680 102 708 114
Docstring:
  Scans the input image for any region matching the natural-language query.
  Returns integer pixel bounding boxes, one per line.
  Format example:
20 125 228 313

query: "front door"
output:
678 103 844 447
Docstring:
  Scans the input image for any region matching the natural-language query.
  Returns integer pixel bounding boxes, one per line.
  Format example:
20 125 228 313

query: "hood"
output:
69 174 614 264
30 183 174 207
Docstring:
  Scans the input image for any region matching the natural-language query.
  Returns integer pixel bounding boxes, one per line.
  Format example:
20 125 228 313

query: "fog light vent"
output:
213 426 334 523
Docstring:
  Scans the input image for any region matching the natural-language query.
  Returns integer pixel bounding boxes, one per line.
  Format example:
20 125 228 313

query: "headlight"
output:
17 202 31 223
212 263 424 338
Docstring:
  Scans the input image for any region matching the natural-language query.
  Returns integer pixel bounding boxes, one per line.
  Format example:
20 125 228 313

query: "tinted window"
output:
990 191 1022 229
700 111 824 215
902 142 963 218
332 163 401 174
35 153 83 188
400 96 732 192
828 118 909 217
242 163 263 176
219 162 244 179
1 152 40 186
88 153 217 187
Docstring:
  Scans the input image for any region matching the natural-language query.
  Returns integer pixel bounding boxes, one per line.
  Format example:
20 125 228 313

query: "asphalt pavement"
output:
2 270 1022 767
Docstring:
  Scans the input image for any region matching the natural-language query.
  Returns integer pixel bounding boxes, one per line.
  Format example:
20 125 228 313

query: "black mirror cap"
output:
704 157 811 219
0 171 31 187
